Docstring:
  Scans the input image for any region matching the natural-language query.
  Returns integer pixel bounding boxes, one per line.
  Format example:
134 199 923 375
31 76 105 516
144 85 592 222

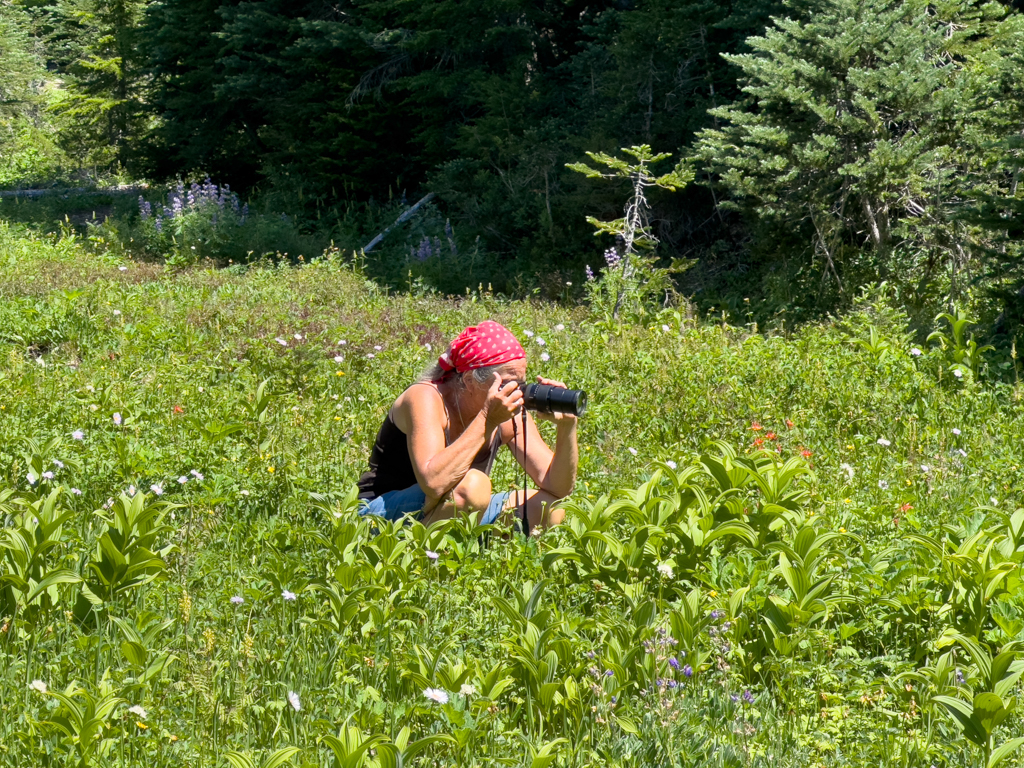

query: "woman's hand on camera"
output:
532 376 578 425
483 372 524 428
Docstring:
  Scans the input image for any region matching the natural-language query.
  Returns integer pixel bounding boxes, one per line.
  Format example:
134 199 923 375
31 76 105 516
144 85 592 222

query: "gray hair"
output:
418 362 505 389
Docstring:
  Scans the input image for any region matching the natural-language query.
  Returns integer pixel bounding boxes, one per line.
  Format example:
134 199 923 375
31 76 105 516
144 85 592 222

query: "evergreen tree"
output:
49 0 149 168
139 0 256 184
0 2 42 122
693 0 1015 312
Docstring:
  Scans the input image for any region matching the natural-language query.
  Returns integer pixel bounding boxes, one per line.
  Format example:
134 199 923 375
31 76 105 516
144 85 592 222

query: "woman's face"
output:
461 359 527 403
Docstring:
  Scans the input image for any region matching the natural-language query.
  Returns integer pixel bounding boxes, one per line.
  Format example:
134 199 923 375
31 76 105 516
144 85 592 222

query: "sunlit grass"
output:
1 225 1023 767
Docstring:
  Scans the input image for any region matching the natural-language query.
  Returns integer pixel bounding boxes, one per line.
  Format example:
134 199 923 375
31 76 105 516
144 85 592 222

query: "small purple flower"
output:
282 590 297 601
230 596 244 605
586 651 596 659
743 689 755 704
585 264 595 281
42 471 54 480
667 679 678 689
683 665 693 678
668 657 680 671
72 430 85 440
710 610 723 621
610 696 617 704
71 488 82 495
731 694 740 703
955 669 964 685
604 247 621 270
604 669 614 677
425 550 439 561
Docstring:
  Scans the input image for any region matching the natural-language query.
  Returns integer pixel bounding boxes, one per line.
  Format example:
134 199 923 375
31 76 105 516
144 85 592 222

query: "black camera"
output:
519 383 587 417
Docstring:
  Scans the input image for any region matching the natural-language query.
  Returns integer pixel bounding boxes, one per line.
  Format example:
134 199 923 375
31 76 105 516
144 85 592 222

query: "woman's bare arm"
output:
396 375 522 502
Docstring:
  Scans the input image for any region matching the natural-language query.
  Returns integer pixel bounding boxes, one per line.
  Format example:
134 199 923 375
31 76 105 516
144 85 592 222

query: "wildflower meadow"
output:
2 220 1024 768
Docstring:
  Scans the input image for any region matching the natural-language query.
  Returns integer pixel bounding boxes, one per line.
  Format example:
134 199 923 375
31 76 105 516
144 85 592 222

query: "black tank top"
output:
357 405 502 500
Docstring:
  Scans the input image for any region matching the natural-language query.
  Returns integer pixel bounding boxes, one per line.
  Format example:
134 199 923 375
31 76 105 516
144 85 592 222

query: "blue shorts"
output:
359 484 512 526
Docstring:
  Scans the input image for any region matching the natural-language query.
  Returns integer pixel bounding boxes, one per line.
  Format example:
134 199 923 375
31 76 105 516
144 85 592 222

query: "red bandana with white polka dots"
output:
438 320 526 374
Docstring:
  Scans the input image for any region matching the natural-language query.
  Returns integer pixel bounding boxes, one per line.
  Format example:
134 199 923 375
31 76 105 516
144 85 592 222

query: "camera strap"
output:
520 407 529 536
511 408 529 537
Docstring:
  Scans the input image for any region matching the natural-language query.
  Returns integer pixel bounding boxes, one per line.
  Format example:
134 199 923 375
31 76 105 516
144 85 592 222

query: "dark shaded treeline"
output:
135 0 783 278
7 0 1024 327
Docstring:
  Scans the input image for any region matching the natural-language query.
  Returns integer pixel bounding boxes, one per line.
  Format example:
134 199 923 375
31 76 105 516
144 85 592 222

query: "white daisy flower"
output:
423 688 449 704
287 691 301 711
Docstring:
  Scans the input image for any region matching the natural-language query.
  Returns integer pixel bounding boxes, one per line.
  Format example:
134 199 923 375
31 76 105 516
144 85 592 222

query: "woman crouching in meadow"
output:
357 320 577 532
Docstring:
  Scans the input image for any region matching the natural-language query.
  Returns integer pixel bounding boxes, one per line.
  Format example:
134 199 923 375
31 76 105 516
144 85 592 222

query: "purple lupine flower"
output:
683 665 693 678
585 264 595 281
667 679 678 689
415 237 432 261
731 694 740 703
604 247 621 270
742 689 755 704
955 669 964 685
604 669 614 677
155 216 163 234
669 657 680 670
710 610 723 621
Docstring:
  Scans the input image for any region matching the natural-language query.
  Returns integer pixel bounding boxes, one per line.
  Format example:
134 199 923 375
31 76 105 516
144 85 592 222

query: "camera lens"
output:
520 383 587 417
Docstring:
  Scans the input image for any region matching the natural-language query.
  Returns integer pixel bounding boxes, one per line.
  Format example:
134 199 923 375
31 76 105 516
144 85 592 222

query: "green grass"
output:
2 220 1024 767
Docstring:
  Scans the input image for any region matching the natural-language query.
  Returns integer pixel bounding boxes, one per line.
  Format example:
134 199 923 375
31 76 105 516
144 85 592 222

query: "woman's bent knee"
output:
451 469 492 512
